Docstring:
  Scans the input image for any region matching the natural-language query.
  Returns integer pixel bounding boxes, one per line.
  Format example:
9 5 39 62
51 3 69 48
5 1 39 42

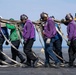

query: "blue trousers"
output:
53 39 63 62
44 38 61 64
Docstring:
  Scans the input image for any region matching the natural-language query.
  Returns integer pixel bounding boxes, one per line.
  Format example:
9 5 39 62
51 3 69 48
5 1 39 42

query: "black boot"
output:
20 59 25 63
33 58 39 67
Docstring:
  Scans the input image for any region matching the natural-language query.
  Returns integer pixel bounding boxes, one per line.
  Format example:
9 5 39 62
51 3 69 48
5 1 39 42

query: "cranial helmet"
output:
20 14 28 21
9 18 14 21
40 12 48 20
65 13 73 21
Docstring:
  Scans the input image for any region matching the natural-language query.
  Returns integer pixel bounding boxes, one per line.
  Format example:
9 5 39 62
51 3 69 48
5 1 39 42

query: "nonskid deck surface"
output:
0 47 76 75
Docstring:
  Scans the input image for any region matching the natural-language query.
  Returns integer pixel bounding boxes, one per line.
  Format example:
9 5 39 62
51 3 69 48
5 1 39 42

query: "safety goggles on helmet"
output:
20 14 28 21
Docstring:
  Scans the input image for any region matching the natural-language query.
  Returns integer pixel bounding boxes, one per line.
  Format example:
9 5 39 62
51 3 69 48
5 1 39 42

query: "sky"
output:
0 0 76 47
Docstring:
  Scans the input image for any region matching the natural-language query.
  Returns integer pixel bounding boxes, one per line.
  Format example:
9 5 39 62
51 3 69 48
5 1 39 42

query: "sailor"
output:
20 14 39 67
40 12 61 67
62 13 76 67
5 18 25 64
51 16 63 63
0 17 9 64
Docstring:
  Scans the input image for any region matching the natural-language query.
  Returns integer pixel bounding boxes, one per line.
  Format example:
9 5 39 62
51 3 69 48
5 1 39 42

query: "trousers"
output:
44 38 61 64
11 40 25 62
23 39 37 64
68 40 76 66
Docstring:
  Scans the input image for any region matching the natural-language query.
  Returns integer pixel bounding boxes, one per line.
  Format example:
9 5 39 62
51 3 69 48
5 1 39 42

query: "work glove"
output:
67 40 71 46
41 48 44 53
46 38 51 44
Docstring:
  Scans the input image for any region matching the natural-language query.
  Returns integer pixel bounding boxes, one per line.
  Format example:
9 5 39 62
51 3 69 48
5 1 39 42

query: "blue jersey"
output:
54 23 62 41
1 27 9 39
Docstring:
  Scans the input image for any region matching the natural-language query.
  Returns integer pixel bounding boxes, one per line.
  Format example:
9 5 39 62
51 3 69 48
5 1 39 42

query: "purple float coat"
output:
43 17 57 38
22 20 35 41
67 20 76 41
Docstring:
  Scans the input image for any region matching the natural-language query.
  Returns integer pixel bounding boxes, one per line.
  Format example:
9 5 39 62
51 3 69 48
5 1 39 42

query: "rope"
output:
55 27 68 42
1 29 27 57
17 24 44 65
15 24 24 47
35 24 54 61
1 51 23 67
35 23 68 63
0 60 9 65
1 23 44 65
0 30 24 67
